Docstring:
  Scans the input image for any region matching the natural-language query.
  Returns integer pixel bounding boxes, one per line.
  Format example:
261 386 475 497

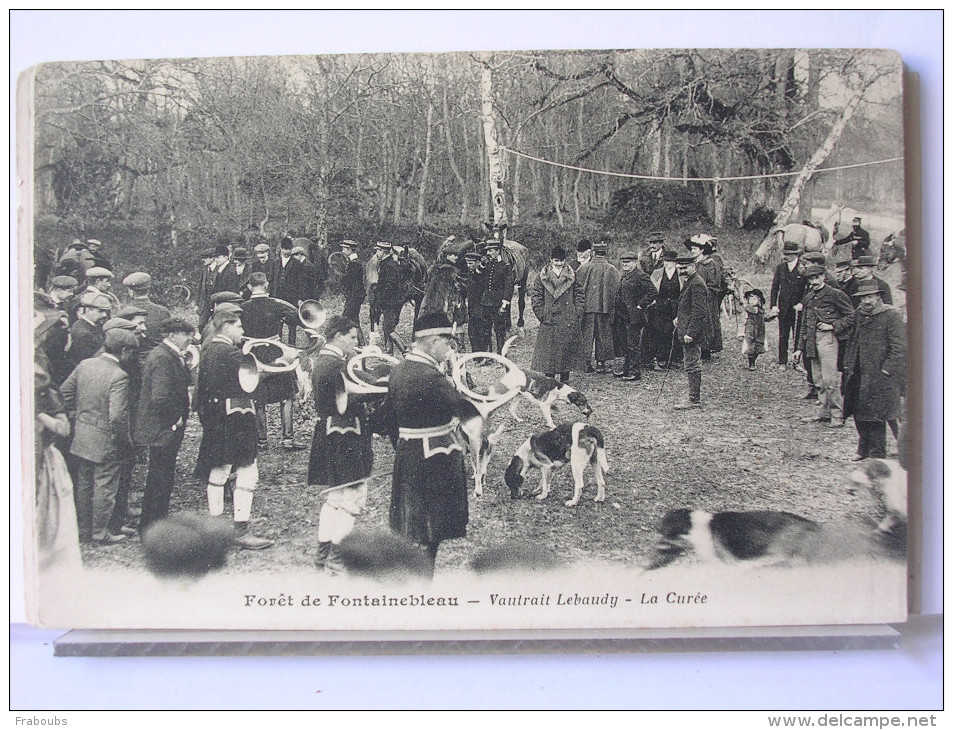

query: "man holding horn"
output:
308 315 375 575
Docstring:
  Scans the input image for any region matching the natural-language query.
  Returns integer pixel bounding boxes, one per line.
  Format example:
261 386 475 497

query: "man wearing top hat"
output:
468 236 515 354
60 328 140 545
834 216 872 261
846 255 893 305
338 240 367 346
673 252 714 410
372 312 467 579
271 237 303 345
769 240 806 369
613 250 655 381
122 272 172 354
841 279 905 461
794 263 856 428
646 248 682 369
229 247 254 299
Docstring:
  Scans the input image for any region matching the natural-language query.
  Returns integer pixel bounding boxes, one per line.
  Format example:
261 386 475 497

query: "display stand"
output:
54 624 900 657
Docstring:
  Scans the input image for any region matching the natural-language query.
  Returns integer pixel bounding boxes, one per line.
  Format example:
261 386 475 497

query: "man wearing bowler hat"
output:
613 250 655 381
794 264 855 428
672 252 713 410
847 255 893 305
769 240 806 369
841 279 905 461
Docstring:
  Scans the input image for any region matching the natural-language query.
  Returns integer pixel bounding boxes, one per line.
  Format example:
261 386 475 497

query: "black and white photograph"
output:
18 22 918 639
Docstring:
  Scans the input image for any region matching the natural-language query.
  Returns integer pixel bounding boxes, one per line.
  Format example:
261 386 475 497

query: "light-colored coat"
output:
60 353 132 463
575 256 621 314
530 264 583 373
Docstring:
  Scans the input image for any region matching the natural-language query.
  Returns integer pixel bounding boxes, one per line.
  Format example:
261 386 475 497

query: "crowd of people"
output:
30 222 906 576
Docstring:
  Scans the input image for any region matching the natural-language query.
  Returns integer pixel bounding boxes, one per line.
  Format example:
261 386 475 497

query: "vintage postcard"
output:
20 47 910 633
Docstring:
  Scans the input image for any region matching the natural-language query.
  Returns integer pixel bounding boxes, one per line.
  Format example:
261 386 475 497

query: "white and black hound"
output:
646 509 821 570
849 458 907 535
504 422 608 506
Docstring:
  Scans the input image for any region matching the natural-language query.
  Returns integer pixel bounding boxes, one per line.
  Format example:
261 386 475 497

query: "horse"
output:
754 204 852 263
420 259 468 331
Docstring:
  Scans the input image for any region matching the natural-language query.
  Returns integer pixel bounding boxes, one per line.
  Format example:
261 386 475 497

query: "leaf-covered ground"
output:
80 272 900 576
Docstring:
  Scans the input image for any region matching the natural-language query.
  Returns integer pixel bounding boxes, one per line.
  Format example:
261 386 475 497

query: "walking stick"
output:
654 332 678 405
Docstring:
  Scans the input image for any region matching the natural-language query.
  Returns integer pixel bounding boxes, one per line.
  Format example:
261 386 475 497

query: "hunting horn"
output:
450 350 527 420
335 345 400 415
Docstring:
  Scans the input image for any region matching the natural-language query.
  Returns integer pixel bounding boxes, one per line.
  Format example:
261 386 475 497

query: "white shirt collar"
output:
787 259 799 272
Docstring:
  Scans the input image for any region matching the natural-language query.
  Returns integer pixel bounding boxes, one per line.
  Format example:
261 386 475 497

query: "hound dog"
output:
504 422 608 506
849 458 907 535
646 509 821 570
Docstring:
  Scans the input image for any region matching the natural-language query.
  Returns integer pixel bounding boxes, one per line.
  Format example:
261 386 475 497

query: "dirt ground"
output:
79 264 903 576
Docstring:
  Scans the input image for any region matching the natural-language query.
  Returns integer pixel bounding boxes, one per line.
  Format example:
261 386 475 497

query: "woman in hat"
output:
529 246 583 383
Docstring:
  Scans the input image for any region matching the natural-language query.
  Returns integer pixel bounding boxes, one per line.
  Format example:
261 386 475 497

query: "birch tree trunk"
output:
478 53 506 225
441 85 468 224
755 84 868 261
416 96 434 225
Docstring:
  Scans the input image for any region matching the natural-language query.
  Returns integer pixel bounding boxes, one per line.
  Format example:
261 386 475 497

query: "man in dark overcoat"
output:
834 216 872 261
673 253 714 410
241 272 302 450
270 237 303 345
65 292 112 376
193 309 273 550
613 250 655 381
841 280 905 461
794 264 856 428
373 312 467 579
689 237 724 358
374 241 405 355
135 318 195 535
294 245 321 303
576 241 620 372
646 249 682 369
846 255 893 305
769 240 806 368
121 272 172 355
307 316 373 574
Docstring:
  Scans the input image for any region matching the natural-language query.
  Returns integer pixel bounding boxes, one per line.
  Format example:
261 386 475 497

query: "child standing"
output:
742 289 768 370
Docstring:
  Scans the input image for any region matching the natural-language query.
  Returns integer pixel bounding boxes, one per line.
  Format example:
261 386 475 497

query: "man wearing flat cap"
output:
842 279 905 461
794 264 855 428
65 292 113 376
61 328 139 545
85 239 112 271
252 243 272 275
122 272 172 355
613 251 655 380
68 266 117 324
372 312 467 579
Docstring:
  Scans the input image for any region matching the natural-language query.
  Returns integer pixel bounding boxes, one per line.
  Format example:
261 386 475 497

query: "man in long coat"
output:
530 246 583 382
794 264 856 428
270 237 303 345
575 241 620 373
121 272 172 356
613 250 656 381
134 318 194 535
842 280 906 461
646 249 682 369
193 309 273 550
307 315 373 574
338 240 367 344
373 312 467 579
769 240 806 369
673 253 714 410
689 237 724 358
374 242 405 355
